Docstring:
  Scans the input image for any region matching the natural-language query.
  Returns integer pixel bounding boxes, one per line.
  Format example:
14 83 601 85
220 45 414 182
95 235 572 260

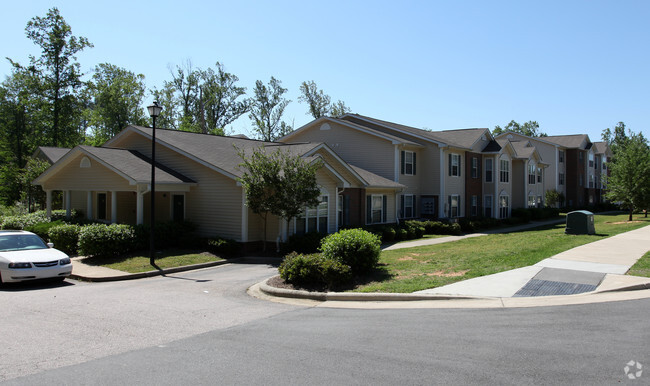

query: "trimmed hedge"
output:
48 224 82 255
320 228 381 274
278 252 352 289
206 237 241 257
78 224 136 258
25 220 65 240
283 231 326 254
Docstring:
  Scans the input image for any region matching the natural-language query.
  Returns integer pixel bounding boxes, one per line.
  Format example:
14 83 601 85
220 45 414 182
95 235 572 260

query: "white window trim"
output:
484 194 493 218
471 157 479 179
369 194 385 225
470 195 478 217
500 159 510 184
450 194 460 218
499 193 510 219
403 194 415 218
403 150 415 176
450 153 461 177
485 158 493 183
294 194 329 234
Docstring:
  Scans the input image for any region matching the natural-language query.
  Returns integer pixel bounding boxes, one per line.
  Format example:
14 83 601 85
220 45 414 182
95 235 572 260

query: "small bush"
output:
395 228 408 240
278 252 352 289
78 224 136 258
511 208 532 223
48 224 82 255
381 226 396 242
320 229 381 274
206 237 241 257
25 220 65 240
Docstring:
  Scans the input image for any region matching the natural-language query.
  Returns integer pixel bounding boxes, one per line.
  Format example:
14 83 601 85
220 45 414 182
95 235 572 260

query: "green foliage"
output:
283 231 326 254
133 221 198 250
248 76 291 141
493 120 547 137
47 223 81 255
78 224 136 258
25 219 64 240
278 252 352 289
298 80 352 119
604 128 650 220
545 189 564 208
206 237 241 257
19 157 51 211
320 229 381 274
1 211 48 229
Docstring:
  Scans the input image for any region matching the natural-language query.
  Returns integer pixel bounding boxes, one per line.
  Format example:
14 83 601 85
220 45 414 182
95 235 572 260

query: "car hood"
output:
0 248 69 263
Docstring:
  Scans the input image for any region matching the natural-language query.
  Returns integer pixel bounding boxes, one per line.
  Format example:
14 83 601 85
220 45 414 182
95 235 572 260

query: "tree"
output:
237 147 321 251
248 77 291 141
603 129 650 221
199 63 249 135
85 63 147 145
493 120 547 137
298 80 351 119
545 189 564 208
10 7 93 148
601 122 628 149
19 157 51 212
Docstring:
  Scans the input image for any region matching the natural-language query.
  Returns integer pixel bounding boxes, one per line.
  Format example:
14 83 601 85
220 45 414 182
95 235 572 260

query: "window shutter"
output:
366 196 372 224
458 196 461 217
344 195 350 226
413 153 416 175
400 195 404 218
448 154 452 176
413 196 417 217
400 151 405 175
382 195 387 223
458 156 461 177
448 195 451 217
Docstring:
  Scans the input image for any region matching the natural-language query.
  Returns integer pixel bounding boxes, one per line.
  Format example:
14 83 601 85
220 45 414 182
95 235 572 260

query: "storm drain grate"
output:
513 279 597 297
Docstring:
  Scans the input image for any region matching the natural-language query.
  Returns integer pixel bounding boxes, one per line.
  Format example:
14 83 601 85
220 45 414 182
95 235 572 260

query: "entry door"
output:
97 193 107 220
173 195 185 222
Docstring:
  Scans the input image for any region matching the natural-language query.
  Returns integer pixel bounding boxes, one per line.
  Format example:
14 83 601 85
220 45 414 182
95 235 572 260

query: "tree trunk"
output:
629 206 634 222
262 213 267 252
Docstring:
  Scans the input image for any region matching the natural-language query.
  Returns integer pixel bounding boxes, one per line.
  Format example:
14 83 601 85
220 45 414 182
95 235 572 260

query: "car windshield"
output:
0 234 48 252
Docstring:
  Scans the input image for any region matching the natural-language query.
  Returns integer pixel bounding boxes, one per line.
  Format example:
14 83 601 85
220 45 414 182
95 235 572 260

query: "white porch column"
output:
136 190 144 225
240 189 248 243
111 191 117 224
46 190 52 219
65 191 71 219
86 191 93 220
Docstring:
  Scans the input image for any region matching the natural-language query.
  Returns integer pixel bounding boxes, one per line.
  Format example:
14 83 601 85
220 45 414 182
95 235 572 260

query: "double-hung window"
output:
448 195 460 218
366 195 387 224
401 194 415 218
499 195 509 218
296 195 329 234
470 195 478 217
484 195 493 218
559 173 565 185
500 159 509 183
485 159 493 182
401 151 416 175
449 154 461 177
528 163 536 185
471 157 479 178
537 167 542 183
528 194 536 208
559 150 564 163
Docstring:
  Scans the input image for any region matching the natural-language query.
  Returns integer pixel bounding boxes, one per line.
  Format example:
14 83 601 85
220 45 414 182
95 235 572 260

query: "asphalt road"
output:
2 260 649 385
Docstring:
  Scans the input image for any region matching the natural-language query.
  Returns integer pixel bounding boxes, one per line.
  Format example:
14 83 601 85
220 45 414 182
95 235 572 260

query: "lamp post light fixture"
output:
147 101 162 266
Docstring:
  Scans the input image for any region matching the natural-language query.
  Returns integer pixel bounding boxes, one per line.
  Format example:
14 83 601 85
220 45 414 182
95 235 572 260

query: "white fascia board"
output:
278 117 330 142
303 143 368 186
342 114 447 147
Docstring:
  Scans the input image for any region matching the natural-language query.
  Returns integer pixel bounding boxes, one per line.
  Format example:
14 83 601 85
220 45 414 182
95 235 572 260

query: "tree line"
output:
0 7 350 207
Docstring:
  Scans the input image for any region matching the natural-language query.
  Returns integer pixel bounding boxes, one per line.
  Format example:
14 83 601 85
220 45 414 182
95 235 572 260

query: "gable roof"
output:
544 134 591 149
349 165 404 189
494 131 561 148
593 141 612 156
33 146 71 164
34 145 195 186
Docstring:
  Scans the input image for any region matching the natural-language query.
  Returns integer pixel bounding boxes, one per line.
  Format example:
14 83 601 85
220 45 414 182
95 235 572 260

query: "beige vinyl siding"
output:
365 189 397 224
418 144 441 195
70 191 87 215
286 121 396 180
41 154 133 192
444 150 465 216
312 149 365 187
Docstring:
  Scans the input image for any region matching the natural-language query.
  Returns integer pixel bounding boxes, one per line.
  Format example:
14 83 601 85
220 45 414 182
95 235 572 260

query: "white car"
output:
0 230 72 284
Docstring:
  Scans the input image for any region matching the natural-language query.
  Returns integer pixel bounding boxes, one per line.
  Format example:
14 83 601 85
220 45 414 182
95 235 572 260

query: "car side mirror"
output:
47 242 54 248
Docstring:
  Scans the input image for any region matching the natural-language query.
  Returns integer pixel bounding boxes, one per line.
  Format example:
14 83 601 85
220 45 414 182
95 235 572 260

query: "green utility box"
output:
565 210 595 235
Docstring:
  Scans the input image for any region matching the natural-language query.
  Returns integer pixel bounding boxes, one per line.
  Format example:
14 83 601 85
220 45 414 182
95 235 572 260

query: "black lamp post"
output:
147 101 162 266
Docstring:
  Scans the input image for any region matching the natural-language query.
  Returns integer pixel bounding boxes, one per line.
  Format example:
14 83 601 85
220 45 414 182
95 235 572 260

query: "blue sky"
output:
2 0 648 141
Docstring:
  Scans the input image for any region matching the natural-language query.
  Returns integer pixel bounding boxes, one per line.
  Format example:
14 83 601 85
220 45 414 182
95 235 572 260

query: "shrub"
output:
278 252 352 289
319 228 381 274
206 237 241 257
25 220 65 240
395 227 408 240
48 224 82 255
78 224 136 258
511 208 532 223
381 226 396 242
284 231 326 254
133 221 198 250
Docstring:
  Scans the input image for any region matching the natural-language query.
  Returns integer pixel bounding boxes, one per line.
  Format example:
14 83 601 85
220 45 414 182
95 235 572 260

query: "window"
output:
579 151 584 163
97 193 107 221
485 159 493 182
500 159 509 183
528 163 536 185
296 195 329 234
579 174 583 187
401 150 416 175
470 195 478 217
471 157 479 178
528 194 536 208
448 194 460 218
595 155 601 170
589 174 594 188
559 150 564 163
537 196 543 206
559 173 565 185
537 167 542 183
401 194 415 218
366 194 387 224
499 195 509 218
449 154 461 177
588 152 594 168
484 195 493 218
603 157 607 170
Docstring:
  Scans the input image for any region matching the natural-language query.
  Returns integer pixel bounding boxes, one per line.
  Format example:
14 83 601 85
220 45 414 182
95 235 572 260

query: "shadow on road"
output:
0 278 75 292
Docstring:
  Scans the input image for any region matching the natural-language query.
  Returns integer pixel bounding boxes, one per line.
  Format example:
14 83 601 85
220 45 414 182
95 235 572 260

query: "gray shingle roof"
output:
126 126 321 178
34 147 71 163
349 165 404 189
593 141 610 155
544 134 590 149
80 145 195 184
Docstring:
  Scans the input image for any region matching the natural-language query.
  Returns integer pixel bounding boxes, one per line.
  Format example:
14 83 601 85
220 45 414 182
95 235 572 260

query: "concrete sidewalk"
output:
417 224 650 298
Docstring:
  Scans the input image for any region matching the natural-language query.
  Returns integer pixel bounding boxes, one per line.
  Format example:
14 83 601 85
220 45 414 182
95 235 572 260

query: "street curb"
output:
70 259 235 282
596 282 650 293
258 276 483 302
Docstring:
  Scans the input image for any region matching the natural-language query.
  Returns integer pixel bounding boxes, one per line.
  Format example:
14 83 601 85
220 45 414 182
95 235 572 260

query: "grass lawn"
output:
353 213 650 293
82 249 224 273
628 251 650 278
